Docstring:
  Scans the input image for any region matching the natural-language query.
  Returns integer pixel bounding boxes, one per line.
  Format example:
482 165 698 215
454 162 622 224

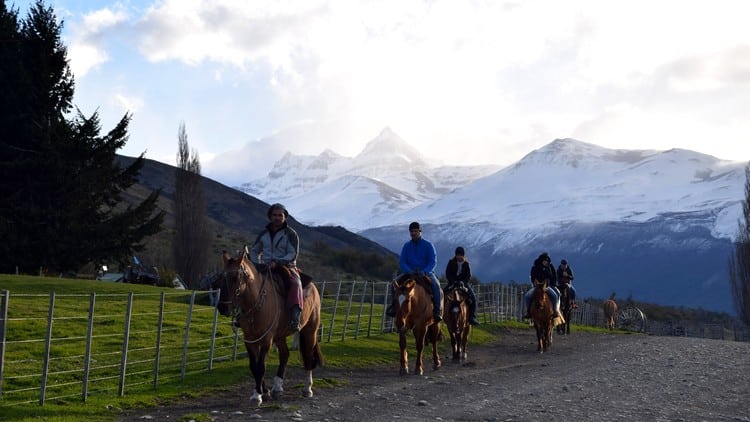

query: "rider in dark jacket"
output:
557 259 578 308
444 246 480 325
524 252 562 319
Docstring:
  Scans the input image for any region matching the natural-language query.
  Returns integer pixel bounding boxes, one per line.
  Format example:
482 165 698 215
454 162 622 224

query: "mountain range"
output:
236 129 747 314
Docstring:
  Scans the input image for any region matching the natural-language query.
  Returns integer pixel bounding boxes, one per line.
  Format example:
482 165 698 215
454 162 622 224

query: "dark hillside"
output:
116 155 397 280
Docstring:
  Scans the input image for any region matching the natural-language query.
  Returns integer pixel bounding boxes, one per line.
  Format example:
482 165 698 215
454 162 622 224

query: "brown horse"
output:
392 276 442 375
556 282 573 335
443 284 471 363
216 250 323 407
603 294 618 330
530 279 555 352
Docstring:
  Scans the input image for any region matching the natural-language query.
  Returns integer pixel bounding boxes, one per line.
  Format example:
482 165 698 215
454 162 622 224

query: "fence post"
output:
318 281 327 341
327 281 342 343
40 291 55 405
118 292 134 397
0 290 8 397
381 281 391 333
341 281 356 341
208 291 220 371
367 281 375 338
82 293 96 401
153 292 165 388
181 291 196 381
354 280 367 340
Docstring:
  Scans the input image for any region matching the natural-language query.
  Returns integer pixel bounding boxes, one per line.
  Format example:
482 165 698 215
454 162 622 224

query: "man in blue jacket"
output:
386 221 443 322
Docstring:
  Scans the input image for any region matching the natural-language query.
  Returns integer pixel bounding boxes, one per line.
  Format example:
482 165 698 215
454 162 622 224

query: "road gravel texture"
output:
122 328 750 421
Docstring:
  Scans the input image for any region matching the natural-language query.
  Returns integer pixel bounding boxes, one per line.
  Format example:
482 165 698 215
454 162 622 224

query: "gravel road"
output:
121 328 750 421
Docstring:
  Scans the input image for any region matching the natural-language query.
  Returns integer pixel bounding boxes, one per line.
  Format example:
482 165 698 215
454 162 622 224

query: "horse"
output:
392 275 442 375
529 279 556 352
603 294 618 330
215 250 323 407
443 283 471 363
556 282 573 335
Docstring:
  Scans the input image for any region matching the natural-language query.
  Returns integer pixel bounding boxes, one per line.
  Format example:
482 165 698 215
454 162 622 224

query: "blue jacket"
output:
399 238 437 274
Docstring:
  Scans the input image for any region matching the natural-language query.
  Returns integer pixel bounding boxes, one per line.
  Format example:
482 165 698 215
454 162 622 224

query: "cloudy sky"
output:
10 0 750 184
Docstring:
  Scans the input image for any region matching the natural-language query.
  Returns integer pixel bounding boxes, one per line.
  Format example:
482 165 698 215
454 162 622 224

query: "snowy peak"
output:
236 127 500 218
354 127 431 167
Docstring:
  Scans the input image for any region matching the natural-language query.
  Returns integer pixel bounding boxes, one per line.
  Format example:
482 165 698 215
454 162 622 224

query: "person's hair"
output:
408 221 421 231
455 246 465 256
267 203 289 219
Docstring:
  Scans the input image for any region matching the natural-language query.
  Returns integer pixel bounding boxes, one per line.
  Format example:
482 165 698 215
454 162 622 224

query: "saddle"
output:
253 263 314 297
395 273 434 298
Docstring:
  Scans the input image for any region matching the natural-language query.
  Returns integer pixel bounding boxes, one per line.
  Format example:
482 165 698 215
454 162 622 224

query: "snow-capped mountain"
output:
361 139 746 313
236 131 746 313
237 127 502 229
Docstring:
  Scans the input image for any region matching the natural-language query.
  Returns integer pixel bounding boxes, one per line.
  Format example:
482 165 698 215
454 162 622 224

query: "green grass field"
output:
0 275 607 421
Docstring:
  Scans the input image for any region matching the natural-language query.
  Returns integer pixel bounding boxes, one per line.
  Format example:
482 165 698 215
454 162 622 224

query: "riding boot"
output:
386 303 395 317
469 305 480 326
433 300 442 322
289 305 302 332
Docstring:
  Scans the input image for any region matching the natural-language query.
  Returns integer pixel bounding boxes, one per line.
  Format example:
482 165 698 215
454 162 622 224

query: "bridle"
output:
223 258 280 344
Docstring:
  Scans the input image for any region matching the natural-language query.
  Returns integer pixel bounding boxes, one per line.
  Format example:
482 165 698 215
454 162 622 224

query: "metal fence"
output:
1 281 747 406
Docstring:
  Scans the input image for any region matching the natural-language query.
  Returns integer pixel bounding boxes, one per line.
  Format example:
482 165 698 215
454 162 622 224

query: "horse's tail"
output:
298 330 324 370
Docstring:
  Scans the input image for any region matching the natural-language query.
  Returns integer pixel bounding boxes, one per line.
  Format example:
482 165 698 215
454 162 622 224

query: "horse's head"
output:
531 279 549 303
444 285 466 311
392 278 417 331
217 250 256 316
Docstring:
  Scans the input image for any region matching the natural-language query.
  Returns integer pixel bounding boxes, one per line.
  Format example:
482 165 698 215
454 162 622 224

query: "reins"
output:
225 260 281 344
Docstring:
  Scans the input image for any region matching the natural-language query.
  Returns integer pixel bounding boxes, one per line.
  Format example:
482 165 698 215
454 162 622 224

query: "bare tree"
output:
729 163 750 325
173 122 211 289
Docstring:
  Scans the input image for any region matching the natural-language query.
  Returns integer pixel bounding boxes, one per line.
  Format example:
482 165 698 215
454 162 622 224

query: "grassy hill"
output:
115 155 398 281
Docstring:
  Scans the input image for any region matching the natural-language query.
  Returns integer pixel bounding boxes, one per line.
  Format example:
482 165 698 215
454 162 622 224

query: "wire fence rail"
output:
1 281 747 406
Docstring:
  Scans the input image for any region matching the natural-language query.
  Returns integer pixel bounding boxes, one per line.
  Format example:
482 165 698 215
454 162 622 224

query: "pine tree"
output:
0 1 164 274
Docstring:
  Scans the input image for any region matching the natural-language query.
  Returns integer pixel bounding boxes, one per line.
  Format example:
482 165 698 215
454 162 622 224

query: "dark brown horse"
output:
392 276 442 375
216 250 323 407
530 279 554 352
443 284 471 363
557 282 573 335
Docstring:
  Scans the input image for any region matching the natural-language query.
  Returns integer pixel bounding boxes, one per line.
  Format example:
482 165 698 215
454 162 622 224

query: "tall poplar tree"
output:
729 163 750 324
173 122 211 289
0 0 164 274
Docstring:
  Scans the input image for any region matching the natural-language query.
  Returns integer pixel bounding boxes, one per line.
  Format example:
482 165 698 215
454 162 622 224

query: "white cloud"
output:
67 6 128 77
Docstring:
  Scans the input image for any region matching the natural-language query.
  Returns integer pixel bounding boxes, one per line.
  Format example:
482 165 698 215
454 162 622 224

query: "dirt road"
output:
121 328 750 421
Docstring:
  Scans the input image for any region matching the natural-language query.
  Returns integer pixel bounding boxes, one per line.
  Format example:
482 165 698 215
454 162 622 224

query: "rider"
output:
386 222 443 322
444 246 480 325
250 203 303 332
524 252 562 320
557 258 578 308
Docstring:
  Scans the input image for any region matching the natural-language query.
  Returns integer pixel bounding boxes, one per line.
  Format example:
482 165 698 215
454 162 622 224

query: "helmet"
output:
267 203 289 219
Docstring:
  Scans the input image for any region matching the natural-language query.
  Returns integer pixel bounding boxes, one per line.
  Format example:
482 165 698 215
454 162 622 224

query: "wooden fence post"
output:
82 293 95 401
40 291 55 405
118 292 133 397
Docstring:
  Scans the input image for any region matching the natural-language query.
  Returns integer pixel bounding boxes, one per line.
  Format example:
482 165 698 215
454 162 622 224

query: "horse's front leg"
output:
247 345 269 407
429 324 441 370
399 332 409 375
414 328 426 375
450 332 460 362
271 339 290 400
534 325 543 353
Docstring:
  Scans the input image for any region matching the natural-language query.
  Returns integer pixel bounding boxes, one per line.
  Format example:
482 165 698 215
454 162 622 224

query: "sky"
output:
9 0 750 184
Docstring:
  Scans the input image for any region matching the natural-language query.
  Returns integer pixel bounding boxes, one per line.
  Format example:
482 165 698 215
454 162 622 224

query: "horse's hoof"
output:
271 389 283 400
302 389 313 398
249 393 263 408
399 367 408 376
